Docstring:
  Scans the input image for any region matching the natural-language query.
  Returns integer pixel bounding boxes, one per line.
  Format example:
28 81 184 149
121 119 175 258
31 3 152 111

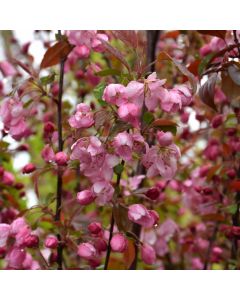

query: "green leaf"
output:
143 111 154 125
114 163 124 175
95 69 121 77
198 52 215 76
93 83 107 106
40 73 56 85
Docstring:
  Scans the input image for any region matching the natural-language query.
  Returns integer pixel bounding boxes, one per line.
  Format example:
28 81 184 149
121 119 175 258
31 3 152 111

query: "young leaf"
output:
40 41 74 69
199 73 218 111
197 30 226 40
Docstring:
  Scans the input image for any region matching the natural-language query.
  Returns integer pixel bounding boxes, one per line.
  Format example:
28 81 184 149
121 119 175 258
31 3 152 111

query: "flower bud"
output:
55 152 68 166
110 233 127 253
77 189 94 205
211 114 223 128
88 222 102 235
145 187 160 200
44 236 58 249
2 171 14 186
77 242 96 259
22 163 36 174
24 234 39 248
157 131 173 146
226 169 236 179
94 238 107 252
140 244 156 265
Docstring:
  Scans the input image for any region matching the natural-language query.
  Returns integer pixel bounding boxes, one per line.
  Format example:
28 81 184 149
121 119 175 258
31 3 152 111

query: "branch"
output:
54 30 66 270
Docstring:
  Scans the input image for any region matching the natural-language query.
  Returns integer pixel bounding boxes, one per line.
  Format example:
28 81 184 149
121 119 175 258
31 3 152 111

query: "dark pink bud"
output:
202 187 212 195
211 114 223 128
44 236 58 249
226 169 236 179
24 234 39 248
88 222 102 235
44 122 55 134
14 182 24 190
55 152 68 166
110 233 127 253
17 144 29 151
145 187 160 200
94 238 107 252
22 163 36 174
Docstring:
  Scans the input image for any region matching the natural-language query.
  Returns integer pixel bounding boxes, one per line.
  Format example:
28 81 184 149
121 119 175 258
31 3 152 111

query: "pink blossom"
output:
110 233 128 252
0 224 10 247
0 61 17 77
160 85 192 113
44 235 58 249
55 151 68 166
103 84 127 106
191 257 204 270
6 247 26 269
22 163 36 174
141 244 156 265
77 189 95 205
157 131 173 146
2 171 15 186
156 219 178 241
118 102 141 128
92 33 108 52
73 45 90 59
88 222 102 235
113 131 133 161
67 30 97 47
92 181 114 205
77 242 97 260
41 144 55 162
128 204 157 228
142 144 180 179
69 103 94 129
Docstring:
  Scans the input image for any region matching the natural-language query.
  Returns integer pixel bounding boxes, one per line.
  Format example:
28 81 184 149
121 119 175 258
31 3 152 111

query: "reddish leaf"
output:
197 30 226 40
202 214 225 222
230 180 240 191
98 38 131 73
199 73 218 111
162 30 180 39
113 203 132 233
157 51 197 93
40 41 74 69
123 240 136 269
150 119 178 127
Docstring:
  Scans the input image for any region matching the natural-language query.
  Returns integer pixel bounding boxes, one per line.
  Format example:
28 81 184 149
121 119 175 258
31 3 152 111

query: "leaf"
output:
198 53 216 76
221 72 240 106
228 63 240 86
199 73 218 111
40 73 56 85
206 164 221 181
162 30 180 39
40 41 74 69
95 69 121 77
98 38 131 73
94 109 112 130
157 51 197 93
230 180 240 191
113 203 132 233
149 119 178 135
112 30 139 49
12 58 37 77
114 163 124 175
197 30 226 40
143 111 154 125
108 120 132 139
93 82 106 100
202 213 225 222
123 240 136 269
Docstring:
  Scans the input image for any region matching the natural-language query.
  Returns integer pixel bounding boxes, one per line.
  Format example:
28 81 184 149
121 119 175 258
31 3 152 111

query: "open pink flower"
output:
142 143 180 179
103 84 127 106
0 224 10 248
118 102 141 128
128 204 158 228
92 181 114 205
0 61 17 77
69 103 94 129
113 131 133 161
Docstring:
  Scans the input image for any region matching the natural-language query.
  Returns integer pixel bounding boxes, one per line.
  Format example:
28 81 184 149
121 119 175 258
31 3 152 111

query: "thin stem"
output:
129 30 159 270
54 30 65 270
203 222 219 270
104 160 125 270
